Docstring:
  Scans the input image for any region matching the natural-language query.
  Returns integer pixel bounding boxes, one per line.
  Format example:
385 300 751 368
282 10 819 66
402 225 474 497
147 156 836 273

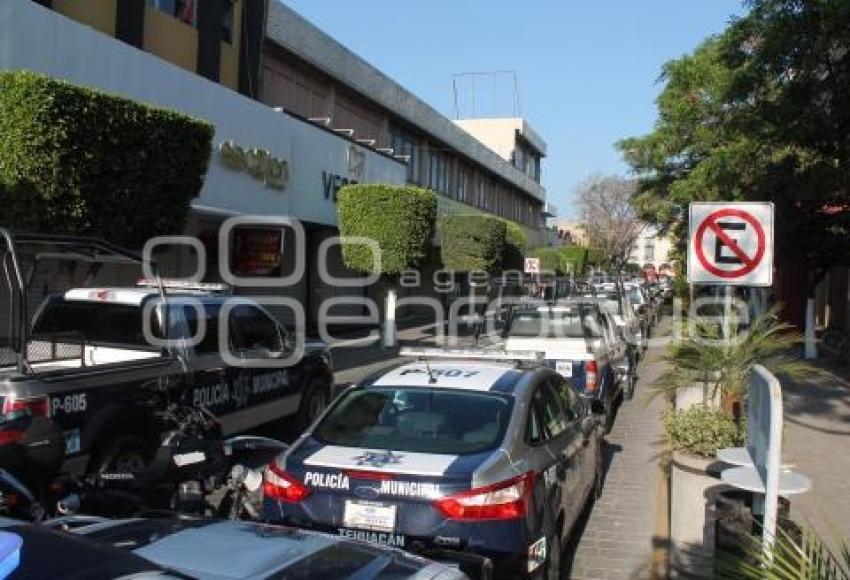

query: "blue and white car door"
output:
529 381 582 537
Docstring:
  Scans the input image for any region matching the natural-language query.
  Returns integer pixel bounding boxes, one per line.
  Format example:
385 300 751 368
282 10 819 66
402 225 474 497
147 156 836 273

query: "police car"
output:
263 349 603 579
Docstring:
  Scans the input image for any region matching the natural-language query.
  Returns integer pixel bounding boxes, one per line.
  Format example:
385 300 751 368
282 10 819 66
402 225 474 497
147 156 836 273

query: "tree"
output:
337 183 437 346
575 174 644 273
618 1 850 356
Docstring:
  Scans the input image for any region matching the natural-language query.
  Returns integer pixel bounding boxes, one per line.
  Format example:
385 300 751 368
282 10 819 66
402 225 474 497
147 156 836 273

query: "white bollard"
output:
383 288 397 348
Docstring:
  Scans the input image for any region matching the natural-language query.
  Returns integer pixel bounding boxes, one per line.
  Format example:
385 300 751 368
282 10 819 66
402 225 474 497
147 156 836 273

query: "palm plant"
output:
716 524 850 579
655 305 815 408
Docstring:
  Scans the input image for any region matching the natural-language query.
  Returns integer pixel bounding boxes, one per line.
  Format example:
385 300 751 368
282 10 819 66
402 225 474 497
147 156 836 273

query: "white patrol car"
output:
501 302 624 432
264 349 603 580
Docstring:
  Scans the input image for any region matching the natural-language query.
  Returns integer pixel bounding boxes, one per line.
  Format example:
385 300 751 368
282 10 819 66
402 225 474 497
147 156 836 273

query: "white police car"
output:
263 349 603 579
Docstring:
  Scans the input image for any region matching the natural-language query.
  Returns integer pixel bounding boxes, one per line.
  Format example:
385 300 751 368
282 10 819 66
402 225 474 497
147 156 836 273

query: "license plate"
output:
343 501 397 533
555 361 573 377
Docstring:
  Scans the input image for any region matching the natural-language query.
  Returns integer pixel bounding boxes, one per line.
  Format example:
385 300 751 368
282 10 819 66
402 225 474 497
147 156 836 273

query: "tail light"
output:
263 464 310 503
433 471 536 521
2 395 50 418
0 430 24 445
585 359 599 392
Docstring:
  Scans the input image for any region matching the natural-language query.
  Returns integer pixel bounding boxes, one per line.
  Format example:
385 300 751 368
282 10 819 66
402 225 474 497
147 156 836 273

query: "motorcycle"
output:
0 407 65 522
1 389 287 522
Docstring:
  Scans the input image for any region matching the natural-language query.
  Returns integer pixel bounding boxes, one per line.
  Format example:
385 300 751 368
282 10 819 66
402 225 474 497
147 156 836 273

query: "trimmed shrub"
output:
499 218 527 271
557 246 588 275
0 71 213 248
530 246 563 273
501 218 527 249
663 407 745 458
440 214 507 272
586 247 606 266
338 183 437 275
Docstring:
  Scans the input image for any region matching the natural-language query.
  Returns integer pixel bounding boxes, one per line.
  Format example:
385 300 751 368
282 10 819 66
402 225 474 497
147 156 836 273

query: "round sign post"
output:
687 202 774 287
688 202 775 339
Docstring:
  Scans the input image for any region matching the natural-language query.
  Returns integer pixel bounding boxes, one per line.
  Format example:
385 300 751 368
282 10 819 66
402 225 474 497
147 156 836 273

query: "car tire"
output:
294 377 330 432
88 434 153 475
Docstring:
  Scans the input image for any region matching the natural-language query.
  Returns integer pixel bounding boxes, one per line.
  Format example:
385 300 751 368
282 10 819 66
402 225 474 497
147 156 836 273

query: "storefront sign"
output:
218 141 289 190
322 171 358 203
232 228 283 276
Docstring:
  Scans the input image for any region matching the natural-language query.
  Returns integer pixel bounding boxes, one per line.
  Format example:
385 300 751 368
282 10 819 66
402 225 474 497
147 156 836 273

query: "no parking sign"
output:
687 202 774 286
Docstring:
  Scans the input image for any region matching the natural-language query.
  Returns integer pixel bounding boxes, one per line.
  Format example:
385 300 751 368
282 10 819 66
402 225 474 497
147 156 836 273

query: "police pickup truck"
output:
0 232 332 476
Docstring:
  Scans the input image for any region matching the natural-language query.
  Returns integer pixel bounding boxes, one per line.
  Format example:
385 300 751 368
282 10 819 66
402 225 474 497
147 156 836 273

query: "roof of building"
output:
265 1 546 202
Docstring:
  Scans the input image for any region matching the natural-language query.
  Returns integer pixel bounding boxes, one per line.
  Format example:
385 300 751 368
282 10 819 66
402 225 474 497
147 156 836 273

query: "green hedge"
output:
530 247 562 273
586 247 606 266
439 214 506 272
338 183 437 275
499 218 527 271
0 71 213 247
557 246 588 275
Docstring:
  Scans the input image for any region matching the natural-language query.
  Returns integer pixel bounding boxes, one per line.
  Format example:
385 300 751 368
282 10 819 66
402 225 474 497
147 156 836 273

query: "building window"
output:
644 243 655 262
476 177 487 209
391 126 421 183
457 165 469 203
427 150 451 194
222 2 235 43
149 0 197 27
148 1 234 44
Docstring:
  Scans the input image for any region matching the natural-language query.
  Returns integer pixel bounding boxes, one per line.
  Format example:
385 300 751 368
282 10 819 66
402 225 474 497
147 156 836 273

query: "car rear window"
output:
31 299 160 349
508 309 602 338
314 387 513 455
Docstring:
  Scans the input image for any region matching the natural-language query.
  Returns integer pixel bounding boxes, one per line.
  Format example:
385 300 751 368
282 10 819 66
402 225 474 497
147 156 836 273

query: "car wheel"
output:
89 434 152 475
294 378 330 432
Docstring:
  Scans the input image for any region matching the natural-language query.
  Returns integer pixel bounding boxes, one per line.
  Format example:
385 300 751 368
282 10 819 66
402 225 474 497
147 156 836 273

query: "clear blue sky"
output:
282 0 743 217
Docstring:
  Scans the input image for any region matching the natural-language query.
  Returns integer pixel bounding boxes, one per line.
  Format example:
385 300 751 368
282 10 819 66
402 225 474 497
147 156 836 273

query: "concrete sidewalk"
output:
781 363 850 545
566 320 670 580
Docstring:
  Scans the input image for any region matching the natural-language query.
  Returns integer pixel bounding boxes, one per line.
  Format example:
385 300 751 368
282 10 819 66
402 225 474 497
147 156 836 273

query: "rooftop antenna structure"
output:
452 71 521 119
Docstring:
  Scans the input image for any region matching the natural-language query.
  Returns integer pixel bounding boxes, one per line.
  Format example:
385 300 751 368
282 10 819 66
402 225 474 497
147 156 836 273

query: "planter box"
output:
670 452 725 578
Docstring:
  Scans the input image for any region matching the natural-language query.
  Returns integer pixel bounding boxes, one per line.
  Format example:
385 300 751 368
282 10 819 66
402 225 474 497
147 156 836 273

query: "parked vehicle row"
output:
0 231 669 579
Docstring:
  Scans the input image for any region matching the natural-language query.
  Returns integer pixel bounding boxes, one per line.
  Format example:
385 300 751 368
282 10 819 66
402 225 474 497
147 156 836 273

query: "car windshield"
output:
313 387 513 455
507 308 602 338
